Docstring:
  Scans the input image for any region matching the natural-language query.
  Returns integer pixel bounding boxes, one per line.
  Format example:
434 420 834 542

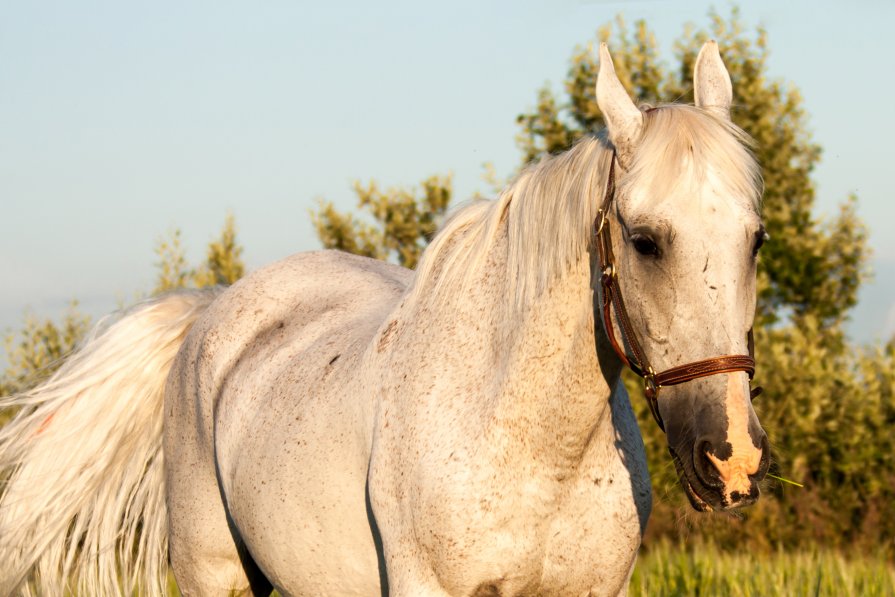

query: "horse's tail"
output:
0 288 221 596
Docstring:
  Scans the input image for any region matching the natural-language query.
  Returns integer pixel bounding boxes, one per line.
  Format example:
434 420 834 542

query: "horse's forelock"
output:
620 105 762 213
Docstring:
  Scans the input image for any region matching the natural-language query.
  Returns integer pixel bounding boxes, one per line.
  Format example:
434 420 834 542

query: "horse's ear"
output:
596 43 643 163
693 41 732 120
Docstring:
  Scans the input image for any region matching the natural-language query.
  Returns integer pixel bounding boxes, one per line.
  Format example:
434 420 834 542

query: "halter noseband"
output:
594 152 761 432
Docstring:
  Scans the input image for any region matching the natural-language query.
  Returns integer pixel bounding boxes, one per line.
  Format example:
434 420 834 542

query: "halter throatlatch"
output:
594 153 761 432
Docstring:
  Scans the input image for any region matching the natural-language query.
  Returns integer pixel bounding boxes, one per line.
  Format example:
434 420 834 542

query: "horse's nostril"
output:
729 484 761 507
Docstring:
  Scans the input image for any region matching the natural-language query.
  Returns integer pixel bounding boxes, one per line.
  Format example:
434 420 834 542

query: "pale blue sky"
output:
2 1 893 349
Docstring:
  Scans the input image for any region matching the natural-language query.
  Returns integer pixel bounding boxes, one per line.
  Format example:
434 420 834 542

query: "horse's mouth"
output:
682 479 713 512
669 447 715 512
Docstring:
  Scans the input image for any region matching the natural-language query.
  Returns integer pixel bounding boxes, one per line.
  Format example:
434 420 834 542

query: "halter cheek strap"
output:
594 153 761 432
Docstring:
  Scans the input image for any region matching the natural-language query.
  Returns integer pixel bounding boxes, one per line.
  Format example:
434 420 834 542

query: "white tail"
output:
0 289 220 596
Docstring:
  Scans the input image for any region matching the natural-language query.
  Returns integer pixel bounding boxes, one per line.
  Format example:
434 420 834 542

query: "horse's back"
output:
181 249 410 387
165 250 409 595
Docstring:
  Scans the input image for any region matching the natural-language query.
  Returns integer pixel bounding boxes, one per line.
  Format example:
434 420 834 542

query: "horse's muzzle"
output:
669 434 770 511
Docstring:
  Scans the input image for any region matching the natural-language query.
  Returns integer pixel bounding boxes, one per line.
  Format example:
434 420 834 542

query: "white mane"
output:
622 105 762 212
411 104 761 313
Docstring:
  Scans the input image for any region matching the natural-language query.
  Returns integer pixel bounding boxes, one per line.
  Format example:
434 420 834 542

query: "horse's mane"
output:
410 104 761 314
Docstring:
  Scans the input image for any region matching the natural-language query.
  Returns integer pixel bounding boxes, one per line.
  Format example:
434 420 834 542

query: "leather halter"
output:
594 153 761 432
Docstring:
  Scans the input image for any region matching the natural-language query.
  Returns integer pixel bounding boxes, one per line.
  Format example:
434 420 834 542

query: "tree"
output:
516 8 868 328
154 228 191 293
0 304 91 404
312 174 452 270
513 9 885 553
192 213 245 288
1 215 246 402
310 9 893 554
154 213 246 293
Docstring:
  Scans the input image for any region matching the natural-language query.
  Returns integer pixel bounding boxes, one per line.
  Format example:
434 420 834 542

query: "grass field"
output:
163 543 895 596
629 542 895 596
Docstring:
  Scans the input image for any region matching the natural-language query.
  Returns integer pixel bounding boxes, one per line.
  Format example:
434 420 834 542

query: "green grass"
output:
630 542 895 597
163 544 895 596
162 545 895 596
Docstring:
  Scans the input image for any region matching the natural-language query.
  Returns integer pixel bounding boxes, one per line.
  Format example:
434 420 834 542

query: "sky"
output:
2 0 893 353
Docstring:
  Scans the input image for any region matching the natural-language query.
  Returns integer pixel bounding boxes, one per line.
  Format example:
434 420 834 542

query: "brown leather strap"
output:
653 355 755 387
597 158 643 374
594 151 760 431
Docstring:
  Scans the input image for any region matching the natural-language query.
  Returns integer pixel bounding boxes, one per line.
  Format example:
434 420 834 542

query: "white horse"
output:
0 42 769 596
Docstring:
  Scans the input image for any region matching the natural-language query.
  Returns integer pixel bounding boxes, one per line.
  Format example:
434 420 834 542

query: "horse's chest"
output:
424 459 649 597
537 474 648 594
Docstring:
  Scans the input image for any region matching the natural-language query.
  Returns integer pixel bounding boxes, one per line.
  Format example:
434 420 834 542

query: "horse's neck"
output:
490 254 622 466
409 221 622 469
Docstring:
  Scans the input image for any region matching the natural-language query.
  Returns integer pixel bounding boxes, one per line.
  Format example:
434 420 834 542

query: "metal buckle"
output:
644 366 659 399
643 367 665 431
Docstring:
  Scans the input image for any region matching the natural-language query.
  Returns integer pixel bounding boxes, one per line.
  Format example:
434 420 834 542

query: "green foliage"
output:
630 541 895 596
517 15 666 163
312 7 889 557
523 8 890 557
0 303 91 400
154 228 191 293
311 174 453 269
1 215 246 403
154 213 246 293
634 318 895 556
752 320 895 551
193 213 245 288
516 7 869 328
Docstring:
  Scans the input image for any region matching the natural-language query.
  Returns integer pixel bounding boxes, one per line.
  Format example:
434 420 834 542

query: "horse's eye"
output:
753 226 769 256
631 234 659 257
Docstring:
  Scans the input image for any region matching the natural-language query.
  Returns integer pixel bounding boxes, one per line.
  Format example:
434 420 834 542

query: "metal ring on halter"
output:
644 367 659 397
595 210 608 235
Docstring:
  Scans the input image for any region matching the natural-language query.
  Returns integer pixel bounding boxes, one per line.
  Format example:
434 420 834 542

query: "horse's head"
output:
595 42 770 511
